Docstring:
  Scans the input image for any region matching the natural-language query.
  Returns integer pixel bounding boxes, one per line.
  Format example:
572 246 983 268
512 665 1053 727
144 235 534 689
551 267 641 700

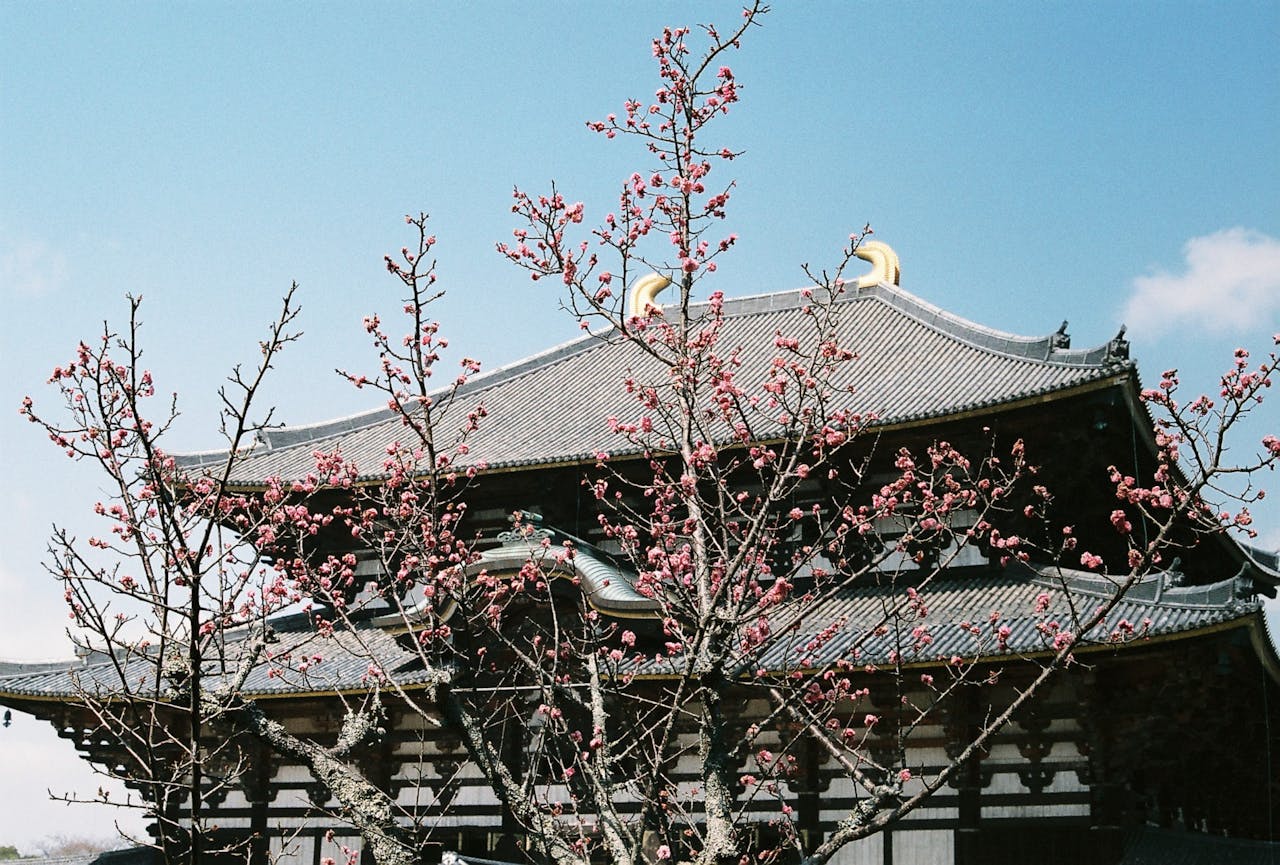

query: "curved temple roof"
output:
741 562 1275 676
175 280 1134 485
367 534 659 627
0 557 1270 701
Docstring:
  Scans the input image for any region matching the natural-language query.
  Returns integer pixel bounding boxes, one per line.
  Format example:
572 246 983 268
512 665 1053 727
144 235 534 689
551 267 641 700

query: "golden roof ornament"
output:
627 272 673 318
624 244 897 317
853 240 901 288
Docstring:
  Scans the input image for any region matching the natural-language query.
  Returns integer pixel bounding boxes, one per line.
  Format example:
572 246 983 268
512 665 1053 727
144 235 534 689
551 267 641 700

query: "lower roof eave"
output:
0 677 444 706
628 613 1265 682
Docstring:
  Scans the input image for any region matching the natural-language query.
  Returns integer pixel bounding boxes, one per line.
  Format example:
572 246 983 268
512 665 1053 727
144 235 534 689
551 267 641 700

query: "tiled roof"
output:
17 849 161 865
638 563 1265 677
0 561 1260 700
0 540 648 702
176 282 1133 485
1119 826 1280 865
0 612 443 701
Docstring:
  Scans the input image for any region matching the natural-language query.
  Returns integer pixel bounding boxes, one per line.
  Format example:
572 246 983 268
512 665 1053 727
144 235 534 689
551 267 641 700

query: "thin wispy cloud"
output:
0 235 70 298
1122 228 1280 336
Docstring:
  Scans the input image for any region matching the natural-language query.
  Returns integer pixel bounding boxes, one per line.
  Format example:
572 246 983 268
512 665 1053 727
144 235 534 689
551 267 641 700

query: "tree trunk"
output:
238 702 417 865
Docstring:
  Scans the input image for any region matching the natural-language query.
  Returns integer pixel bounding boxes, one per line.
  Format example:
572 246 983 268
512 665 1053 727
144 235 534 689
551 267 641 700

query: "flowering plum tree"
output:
274 7 1278 865
19 291 308 864
19 5 1280 865
19 281 461 865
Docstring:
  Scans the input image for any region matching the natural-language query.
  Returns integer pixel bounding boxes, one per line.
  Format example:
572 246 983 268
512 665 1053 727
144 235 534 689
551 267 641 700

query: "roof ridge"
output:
176 324 616 462
175 292 805 460
0 658 81 677
203 289 828 455
173 280 1129 466
856 282 1124 366
1026 563 1262 610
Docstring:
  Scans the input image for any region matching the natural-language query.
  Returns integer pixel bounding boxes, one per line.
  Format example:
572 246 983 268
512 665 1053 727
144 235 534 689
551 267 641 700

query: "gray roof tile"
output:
176 283 1132 484
0 564 1259 699
0 614 441 700
638 563 1263 676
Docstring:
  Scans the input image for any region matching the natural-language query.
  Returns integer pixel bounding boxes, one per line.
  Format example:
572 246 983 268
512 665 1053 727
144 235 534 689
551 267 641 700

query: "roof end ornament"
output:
1052 320 1071 350
854 240 901 289
1106 325 1130 362
497 510 553 545
627 272 673 319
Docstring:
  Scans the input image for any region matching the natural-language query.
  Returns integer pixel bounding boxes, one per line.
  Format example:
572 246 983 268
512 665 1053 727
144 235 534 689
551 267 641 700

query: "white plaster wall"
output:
823 777 860 800
275 785 318 810
218 789 250 809
274 763 316 783
899 806 958 822
271 833 314 865
905 745 950 766
985 763 1085 795
1041 769 1086 794
827 834 882 865
261 817 318 829
892 829 953 865
317 835 364 865
452 780 502 808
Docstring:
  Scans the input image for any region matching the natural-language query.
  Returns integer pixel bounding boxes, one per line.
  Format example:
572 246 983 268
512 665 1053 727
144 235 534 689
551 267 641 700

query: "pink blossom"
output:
1109 509 1132 534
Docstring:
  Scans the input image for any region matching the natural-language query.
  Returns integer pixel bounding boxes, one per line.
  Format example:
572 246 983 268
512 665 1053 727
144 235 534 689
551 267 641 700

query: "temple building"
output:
2 245 1277 865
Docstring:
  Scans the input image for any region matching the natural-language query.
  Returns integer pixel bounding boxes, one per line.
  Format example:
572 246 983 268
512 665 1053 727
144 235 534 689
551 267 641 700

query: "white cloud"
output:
1122 228 1280 336
0 235 69 298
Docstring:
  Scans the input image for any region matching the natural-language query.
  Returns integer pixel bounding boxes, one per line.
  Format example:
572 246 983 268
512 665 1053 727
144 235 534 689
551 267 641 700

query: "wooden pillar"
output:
248 743 272 865
945 686 983 865
495 717 522 857
357 724 397 865
1078 669 1127 864
797 729 823 843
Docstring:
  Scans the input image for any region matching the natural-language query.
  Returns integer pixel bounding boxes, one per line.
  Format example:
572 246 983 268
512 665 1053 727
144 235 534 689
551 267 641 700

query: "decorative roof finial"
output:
1052 320 1071 350
628 272 672 318
1106 325 1129 362
853 241 901 288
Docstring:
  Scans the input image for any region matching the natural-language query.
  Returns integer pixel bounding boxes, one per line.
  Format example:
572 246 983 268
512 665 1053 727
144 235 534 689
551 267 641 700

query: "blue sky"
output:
2 0 1278 850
